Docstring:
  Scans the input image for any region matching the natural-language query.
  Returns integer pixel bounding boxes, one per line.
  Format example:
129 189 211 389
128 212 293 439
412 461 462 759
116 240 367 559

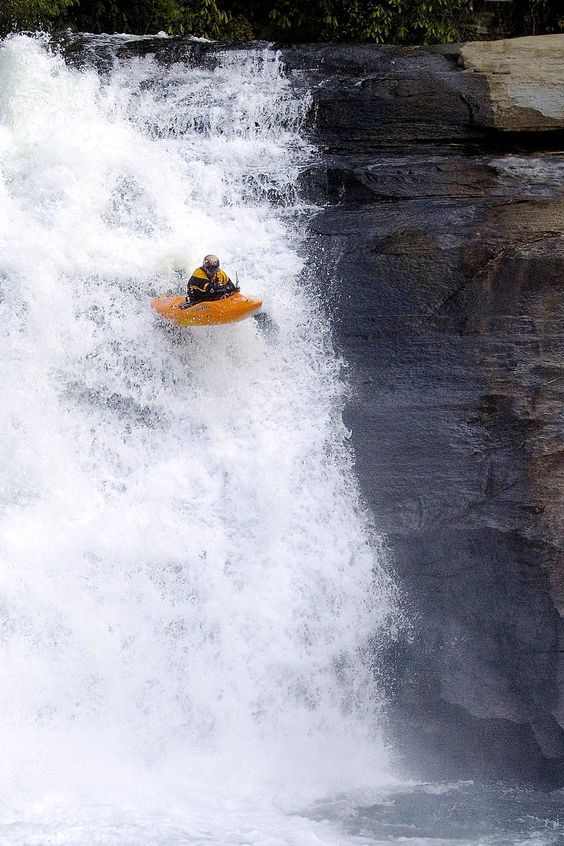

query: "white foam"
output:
0 34 396 844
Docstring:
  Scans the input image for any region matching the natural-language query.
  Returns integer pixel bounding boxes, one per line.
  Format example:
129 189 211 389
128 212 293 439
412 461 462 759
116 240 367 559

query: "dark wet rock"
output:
281 36 564 149
289 38 564 786
55 32 270 73
281 44 493 150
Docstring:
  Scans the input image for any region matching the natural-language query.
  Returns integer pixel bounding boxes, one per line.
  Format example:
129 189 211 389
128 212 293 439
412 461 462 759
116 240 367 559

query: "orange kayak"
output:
151 292 262 326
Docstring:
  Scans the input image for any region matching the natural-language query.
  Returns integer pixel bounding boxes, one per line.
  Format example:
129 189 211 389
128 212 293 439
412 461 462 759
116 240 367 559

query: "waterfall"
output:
0 33 395 844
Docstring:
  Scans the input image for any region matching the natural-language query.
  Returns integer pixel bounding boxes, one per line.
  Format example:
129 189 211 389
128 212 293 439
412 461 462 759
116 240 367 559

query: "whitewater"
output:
0 33 396 845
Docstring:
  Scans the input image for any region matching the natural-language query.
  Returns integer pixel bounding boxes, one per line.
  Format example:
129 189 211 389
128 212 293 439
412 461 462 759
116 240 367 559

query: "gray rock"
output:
460 35 564 132
282 43 493 149
286 36 564 786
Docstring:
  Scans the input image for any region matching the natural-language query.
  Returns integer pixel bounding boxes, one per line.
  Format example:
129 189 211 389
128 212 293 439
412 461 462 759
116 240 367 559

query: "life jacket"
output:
188 266 232 299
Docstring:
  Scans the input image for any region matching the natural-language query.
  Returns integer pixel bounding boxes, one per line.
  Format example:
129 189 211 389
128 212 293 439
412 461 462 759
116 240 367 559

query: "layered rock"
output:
282 34 564 786
460 35 564 131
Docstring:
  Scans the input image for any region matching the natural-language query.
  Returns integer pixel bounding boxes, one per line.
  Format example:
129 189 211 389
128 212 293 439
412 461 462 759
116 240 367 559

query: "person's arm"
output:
216 270 236 293
187 273 211 297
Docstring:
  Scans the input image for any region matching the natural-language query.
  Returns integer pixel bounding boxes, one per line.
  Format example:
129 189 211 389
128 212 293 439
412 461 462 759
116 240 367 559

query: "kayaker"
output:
185 255 238 304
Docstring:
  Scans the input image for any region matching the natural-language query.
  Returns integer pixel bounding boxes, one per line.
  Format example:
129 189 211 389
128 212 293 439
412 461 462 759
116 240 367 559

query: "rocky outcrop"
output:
460 35 564 131
282 35 564 786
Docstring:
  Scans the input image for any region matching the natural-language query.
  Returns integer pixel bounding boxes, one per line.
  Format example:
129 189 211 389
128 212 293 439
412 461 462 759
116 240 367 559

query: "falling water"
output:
0 33 396 844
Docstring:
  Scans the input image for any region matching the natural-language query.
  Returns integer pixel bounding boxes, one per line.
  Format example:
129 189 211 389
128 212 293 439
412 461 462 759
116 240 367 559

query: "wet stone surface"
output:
282 41 564 786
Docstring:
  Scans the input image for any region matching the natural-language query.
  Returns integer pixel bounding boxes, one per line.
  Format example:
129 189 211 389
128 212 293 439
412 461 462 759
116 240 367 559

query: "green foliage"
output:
251 0 473 44
0 0 76 33
181 0 230 38
59 0 243 38
226 0 561 42
490 0 563 38
0 0 248 40
390 0 473 44
65 0 182 35
1 0 561 43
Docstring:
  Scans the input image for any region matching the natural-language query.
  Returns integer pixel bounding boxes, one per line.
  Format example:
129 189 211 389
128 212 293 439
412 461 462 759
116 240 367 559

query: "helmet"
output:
203 254 220 274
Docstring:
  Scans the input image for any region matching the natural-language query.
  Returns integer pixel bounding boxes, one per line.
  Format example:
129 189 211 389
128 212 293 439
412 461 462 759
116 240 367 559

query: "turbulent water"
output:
0 33 397 845
1 33 562 846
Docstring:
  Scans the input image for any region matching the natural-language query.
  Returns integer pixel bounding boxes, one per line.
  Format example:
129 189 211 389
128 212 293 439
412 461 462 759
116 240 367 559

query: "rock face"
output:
281 35 564 786
460 35 564 131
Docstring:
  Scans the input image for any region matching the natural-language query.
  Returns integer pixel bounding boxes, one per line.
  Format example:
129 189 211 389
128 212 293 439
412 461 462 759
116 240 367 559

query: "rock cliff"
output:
460 35 564 131
281 34 564 786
